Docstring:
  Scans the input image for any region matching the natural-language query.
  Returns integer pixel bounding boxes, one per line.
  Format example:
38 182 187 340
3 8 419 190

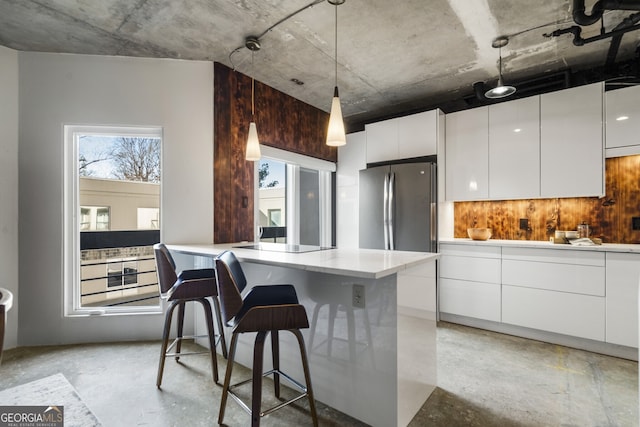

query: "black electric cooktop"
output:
233 243 334 253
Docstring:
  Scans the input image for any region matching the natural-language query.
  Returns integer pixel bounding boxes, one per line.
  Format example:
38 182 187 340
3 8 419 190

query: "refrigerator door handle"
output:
388 172 395 250
383 173 390 250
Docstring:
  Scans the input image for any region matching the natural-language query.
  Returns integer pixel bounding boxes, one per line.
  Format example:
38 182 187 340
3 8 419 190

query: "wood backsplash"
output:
213 62 334 244
454 155 640 243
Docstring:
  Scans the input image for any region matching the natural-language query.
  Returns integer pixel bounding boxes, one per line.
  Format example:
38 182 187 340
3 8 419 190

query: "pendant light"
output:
245 39 261 161
485 36 516 99
326 0 346 147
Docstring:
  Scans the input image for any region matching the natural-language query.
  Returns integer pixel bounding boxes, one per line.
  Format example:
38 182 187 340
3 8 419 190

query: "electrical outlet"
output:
633 217 640 231
519 218 529 230
352 284 365 309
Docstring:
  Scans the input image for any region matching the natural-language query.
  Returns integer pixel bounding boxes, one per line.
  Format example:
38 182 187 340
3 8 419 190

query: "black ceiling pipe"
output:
473 81 488 101
573 0 604 26
606 12 640 67
573 0 640 26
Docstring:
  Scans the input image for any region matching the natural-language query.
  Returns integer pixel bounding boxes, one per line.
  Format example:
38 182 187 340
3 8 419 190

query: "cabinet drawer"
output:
439 243 501 258
440 278 501 322
502 246 605 266
502 285 605 341
502 259 605 296
440 255 501 283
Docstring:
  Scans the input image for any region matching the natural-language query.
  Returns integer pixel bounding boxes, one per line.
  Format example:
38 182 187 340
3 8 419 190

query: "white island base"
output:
170 244 438 427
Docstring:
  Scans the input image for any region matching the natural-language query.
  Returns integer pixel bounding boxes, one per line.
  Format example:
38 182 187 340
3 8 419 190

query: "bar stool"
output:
154 243 227 388
214 250 318 427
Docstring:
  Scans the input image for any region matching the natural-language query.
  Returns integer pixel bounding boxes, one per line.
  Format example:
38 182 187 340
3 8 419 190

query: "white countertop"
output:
168 243 439 279
440 238 640 253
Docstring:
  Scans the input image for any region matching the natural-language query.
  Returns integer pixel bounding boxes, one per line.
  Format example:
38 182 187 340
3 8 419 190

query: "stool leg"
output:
327 303 338 357
308 303 322 354
346 305 356 363
219 332 239 425
291 329 319 427
212 296 228 359
157 300 178 388
198 298 219 384
271 330 280 398
175 301 186 361
252 331 268 427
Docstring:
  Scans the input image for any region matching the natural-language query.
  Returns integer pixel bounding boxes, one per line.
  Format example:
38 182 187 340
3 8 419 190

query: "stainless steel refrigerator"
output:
359 161 437 252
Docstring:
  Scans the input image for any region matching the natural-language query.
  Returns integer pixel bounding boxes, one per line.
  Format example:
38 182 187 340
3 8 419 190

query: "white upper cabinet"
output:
540 82 604 198
488 96 540 199
365 110 440 163
365 119 397 163
397 110 439 159
605 85 640 157
445 106 489 200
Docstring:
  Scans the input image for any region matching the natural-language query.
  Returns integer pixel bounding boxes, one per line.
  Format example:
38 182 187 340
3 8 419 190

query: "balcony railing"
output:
80 230 160 308
259 226 286 243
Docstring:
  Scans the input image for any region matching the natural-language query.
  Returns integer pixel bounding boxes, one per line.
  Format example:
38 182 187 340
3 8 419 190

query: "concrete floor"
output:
0 322 637 426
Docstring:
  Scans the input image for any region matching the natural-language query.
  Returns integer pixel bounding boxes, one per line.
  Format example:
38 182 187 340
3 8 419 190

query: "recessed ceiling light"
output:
514 128 522 133
616 115 629 121
290 78 304 86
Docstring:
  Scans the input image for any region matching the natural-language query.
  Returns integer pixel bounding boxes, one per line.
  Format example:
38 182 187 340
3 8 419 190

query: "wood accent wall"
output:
454 155 640 244
213 62 334 244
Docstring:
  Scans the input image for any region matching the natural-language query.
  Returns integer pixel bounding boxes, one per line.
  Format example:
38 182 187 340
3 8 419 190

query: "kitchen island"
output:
168 243 439 427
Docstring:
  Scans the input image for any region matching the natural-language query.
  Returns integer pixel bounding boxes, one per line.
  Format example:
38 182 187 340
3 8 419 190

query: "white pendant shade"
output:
245 121 261 161
326 87 346 147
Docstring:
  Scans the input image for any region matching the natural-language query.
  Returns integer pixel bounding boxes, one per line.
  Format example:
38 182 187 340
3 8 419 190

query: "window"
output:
267 209 282 226
80 206 110 231
256 146 335 246
64 125 162 316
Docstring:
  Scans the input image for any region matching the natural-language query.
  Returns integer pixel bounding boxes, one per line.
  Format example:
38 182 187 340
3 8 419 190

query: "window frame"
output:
256 145 335 246
63 125 163 317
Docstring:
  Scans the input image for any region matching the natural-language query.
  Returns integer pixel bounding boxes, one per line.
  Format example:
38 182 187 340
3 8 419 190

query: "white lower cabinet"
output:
605 252 640 347
439 244 501 322
502 285 605 341
438 243 638 353
501 247 605 341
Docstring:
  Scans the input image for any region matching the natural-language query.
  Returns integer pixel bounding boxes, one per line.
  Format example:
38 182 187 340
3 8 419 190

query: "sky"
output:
78 135 119 179
260 158 285 188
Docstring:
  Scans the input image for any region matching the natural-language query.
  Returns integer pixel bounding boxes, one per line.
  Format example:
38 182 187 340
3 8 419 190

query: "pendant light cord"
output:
251 51 255 117
334 3 338 87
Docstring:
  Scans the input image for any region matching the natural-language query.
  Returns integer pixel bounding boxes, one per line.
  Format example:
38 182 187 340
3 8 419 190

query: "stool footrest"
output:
228 368 309 418
165 333 224 357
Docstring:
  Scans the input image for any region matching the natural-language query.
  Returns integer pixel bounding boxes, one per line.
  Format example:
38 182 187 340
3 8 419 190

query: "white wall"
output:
336 131 366 248
0 46 19 350
18 52 213 345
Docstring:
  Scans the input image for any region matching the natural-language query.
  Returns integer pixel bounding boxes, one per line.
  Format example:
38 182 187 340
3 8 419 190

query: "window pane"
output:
258 159 286 243
299 167 320 246
68 127 163 314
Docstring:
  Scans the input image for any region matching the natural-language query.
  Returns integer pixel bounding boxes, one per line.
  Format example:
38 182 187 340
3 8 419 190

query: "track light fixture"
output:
485 36 516 99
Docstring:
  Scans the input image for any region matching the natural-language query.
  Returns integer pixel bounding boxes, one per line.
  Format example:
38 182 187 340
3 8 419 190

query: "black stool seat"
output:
214 250 318 427
154 243 227 388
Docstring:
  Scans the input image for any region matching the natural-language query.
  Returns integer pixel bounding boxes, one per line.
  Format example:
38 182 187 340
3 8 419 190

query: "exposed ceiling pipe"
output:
572 0 640 26
606 12 640 67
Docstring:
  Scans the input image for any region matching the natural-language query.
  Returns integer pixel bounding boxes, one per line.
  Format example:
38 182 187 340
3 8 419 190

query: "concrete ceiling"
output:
2 0 640 129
